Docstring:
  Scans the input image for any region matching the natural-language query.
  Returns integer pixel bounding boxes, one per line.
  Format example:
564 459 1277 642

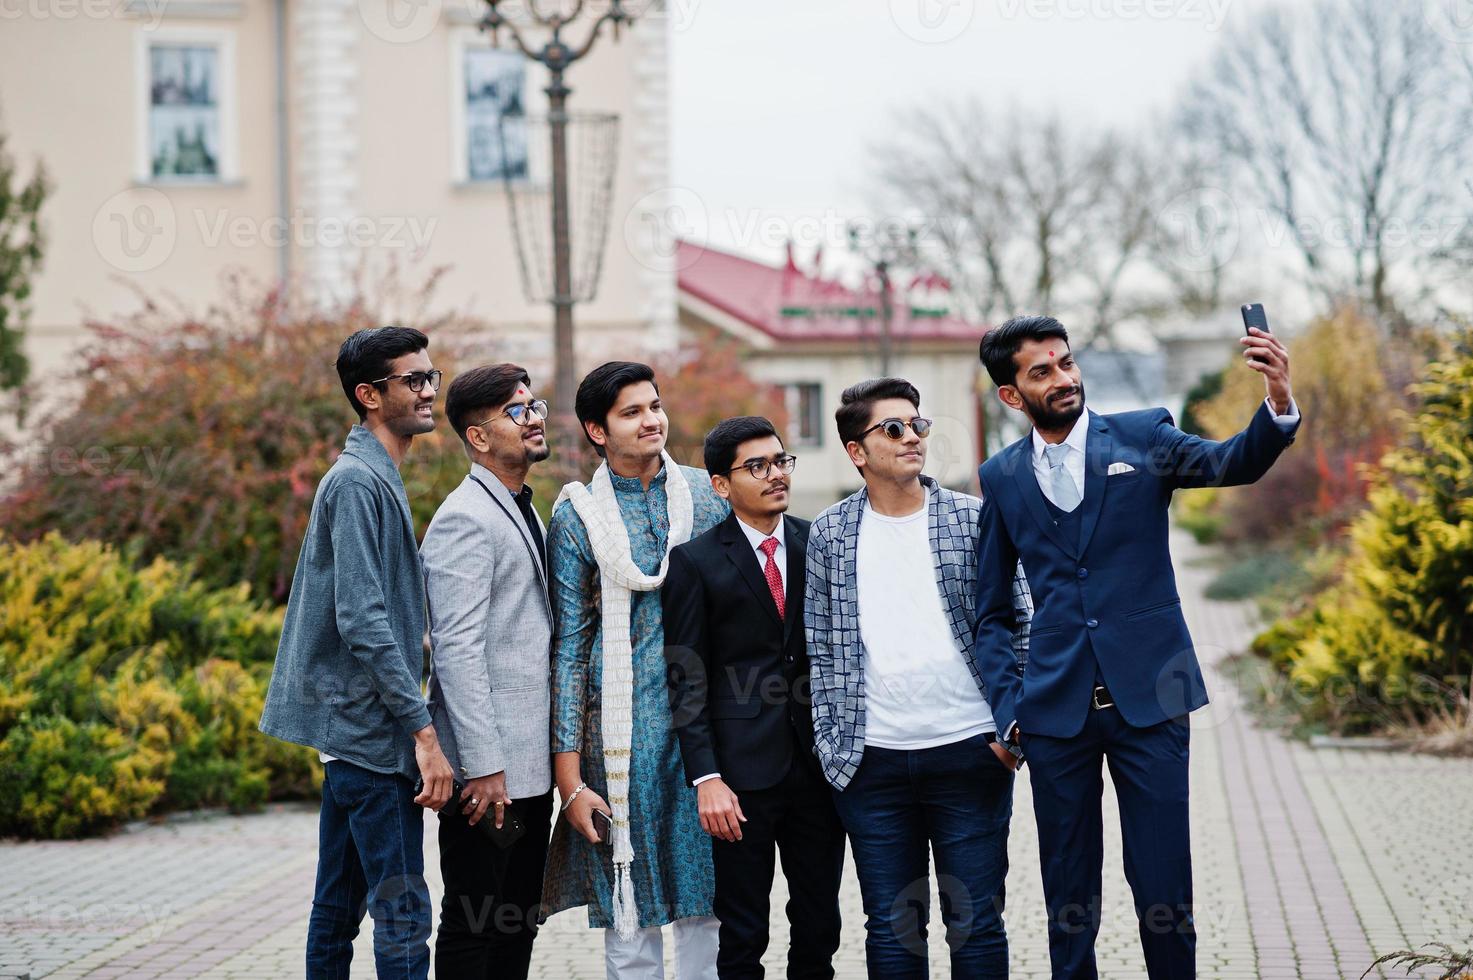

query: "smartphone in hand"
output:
591 808 613 844
1241 303 1270 363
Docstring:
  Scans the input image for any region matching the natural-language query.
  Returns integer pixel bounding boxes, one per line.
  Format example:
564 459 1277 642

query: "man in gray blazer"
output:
422 363 555 979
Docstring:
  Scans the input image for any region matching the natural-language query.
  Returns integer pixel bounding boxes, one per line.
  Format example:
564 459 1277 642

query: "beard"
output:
385 399 435 436
524 439 551 464
1021 381 1086 429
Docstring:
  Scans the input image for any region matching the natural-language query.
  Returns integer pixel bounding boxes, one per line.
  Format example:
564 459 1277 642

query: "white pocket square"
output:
1107 461 1136 475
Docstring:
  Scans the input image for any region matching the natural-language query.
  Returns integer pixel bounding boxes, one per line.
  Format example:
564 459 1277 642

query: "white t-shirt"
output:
857 493 995 750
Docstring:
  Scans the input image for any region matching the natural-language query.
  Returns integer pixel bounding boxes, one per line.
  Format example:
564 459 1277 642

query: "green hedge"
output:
1252 330 1473 734
0 533 315 839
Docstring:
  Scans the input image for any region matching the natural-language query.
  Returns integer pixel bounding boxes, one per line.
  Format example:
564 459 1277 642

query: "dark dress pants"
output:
434 789 554 980
711 758 846 980
1022 709 1195 980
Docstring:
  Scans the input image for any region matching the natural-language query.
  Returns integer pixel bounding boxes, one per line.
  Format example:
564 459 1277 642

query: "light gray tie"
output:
1043 443 1081 512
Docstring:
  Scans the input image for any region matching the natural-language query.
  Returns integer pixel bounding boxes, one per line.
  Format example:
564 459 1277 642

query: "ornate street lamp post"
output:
480 0 635 447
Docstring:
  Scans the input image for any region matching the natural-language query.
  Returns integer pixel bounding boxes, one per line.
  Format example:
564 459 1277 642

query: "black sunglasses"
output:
859 417 933 441
370 369 442 393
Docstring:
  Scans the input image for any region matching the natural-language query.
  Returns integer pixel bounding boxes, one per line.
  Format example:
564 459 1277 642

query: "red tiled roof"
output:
676 240 984 344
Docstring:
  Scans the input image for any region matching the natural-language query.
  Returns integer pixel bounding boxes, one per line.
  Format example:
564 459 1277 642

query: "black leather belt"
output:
1092 684 1115 710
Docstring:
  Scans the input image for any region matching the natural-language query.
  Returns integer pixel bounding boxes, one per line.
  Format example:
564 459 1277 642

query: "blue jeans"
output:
831 732 1014 980
306 760 432 980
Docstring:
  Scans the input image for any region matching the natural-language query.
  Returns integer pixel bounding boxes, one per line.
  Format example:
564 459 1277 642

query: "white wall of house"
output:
702 338 985 519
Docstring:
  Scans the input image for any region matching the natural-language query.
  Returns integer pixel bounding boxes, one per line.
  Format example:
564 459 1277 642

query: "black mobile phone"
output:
416 777 527 849
591 807 613 844
1241 303 1271 363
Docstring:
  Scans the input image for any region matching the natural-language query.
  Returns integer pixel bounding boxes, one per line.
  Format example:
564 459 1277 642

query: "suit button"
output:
1086 619 1099 629
785 654 795 663
1077 567 1088 579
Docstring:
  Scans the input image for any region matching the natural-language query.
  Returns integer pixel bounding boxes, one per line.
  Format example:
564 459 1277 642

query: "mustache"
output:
763 482 789 495
1050 387 1081 402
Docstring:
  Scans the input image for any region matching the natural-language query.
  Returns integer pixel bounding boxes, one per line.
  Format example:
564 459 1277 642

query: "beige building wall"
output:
0 0 674 411
0 3 284 384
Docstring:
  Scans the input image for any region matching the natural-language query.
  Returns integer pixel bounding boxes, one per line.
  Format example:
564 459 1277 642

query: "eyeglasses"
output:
474 399 549 429
859 417 933 441
370 370 442 393
728 454 798 480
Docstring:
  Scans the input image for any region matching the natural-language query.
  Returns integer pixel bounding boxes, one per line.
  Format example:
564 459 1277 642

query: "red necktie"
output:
759 537 785 619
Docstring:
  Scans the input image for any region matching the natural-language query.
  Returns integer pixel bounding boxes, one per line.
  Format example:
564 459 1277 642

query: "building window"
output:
783 383 823 447
136 29 237 183
462 46 528 182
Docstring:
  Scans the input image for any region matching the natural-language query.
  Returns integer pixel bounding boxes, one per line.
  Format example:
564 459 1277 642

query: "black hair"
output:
335 326 430 420
703 416 781 477
979 315 1070 388
835 377 921 447
574 361 659 457
444 363 532 443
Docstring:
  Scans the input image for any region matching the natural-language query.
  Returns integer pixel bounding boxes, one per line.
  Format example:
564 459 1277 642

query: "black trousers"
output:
711 758 846 980
434 789 554 980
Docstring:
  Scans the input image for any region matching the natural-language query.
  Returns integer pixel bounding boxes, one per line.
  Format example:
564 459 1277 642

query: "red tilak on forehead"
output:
1049 351 1055 357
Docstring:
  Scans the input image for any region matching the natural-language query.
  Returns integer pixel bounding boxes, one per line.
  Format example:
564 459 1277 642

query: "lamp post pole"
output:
847 223 920 377
480 0 633 443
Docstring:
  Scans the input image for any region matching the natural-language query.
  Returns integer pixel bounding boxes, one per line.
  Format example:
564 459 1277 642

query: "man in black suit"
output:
662 416 846 980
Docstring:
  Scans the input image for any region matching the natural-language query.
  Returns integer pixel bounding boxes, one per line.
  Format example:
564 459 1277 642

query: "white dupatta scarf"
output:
554 451 693 939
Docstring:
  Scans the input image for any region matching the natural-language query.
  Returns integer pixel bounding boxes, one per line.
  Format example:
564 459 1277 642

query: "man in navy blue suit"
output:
972 314 1299 979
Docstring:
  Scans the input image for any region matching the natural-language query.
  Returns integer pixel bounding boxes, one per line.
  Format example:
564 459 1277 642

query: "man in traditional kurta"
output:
541 361 730 980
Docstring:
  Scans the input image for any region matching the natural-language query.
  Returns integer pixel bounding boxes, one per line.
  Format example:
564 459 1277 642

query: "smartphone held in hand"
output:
591 807 613 844
1242 303 1271 363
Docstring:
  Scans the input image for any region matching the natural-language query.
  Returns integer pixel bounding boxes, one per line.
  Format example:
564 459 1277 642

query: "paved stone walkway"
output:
3 529 1469 978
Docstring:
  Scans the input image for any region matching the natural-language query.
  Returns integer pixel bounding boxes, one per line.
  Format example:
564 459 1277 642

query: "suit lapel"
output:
468 472 551 615
782 515 806 644
720 513 782 627
1012 438 1079 558
1076 414 1111 558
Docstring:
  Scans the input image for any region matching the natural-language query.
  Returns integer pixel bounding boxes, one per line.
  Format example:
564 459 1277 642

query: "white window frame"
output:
449 27 541 187
783 382 824 448
134 26 239 184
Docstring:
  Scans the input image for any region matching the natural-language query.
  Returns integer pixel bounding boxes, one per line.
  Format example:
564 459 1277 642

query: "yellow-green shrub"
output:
0 533 316 838
1252 330 1473 732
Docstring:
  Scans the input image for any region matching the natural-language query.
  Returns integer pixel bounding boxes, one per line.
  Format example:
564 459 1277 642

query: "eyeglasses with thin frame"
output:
727 453 798 480
474 399 549 429
369 370 443 393
858 417 933 441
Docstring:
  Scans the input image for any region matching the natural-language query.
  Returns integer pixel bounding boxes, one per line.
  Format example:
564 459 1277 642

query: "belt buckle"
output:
1092 685 1115 710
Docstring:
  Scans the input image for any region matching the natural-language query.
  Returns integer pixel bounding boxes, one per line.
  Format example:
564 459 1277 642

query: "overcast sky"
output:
669 0 1303 265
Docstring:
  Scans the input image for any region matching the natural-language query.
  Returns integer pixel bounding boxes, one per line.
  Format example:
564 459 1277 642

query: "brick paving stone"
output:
3 528 1468 979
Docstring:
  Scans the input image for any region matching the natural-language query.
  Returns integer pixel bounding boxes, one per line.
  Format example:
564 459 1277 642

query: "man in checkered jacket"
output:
804 377 1032 979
